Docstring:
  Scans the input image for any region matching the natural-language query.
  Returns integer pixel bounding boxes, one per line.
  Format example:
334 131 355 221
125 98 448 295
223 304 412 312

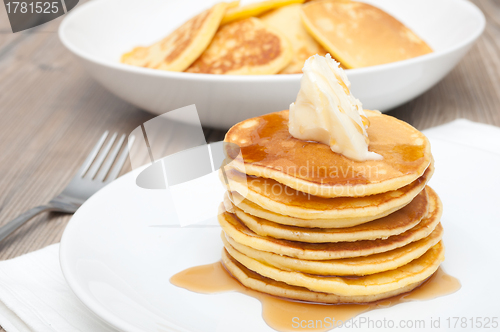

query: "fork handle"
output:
0 205 55 243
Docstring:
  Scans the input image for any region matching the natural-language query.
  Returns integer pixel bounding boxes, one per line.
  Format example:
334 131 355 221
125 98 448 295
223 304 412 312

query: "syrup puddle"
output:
171 262 460 331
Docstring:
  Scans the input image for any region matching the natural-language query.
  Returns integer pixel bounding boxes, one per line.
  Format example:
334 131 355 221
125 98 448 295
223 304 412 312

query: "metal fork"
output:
0 131 134 242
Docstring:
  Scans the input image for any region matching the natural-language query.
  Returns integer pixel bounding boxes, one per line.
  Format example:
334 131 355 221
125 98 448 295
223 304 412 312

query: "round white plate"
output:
60 138 500 332
58 0 485 129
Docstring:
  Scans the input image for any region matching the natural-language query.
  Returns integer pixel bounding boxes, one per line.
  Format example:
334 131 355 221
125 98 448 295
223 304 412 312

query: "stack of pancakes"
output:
217 110 444 303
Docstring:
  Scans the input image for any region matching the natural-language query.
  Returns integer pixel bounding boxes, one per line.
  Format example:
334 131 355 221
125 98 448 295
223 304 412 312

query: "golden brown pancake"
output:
224 110 432 198
226 188 429 242
221 0 305 25
222 249 429 303
223 240 444 296
186 17 292 75
301 0 433 68
223 223 442 276
218 187 442 260
222 164 433 226
121 3 228 71
260 4 327 74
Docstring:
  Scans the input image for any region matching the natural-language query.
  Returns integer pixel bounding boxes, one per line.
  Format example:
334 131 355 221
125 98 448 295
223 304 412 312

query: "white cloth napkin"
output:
0 245 116 332
423 119 500 156
0 119 498 332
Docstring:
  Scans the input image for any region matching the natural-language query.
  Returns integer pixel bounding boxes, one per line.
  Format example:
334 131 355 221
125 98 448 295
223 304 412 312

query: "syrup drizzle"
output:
171 262 460 331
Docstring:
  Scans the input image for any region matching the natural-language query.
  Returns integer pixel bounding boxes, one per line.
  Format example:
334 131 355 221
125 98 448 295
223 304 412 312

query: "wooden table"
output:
0 0 499 328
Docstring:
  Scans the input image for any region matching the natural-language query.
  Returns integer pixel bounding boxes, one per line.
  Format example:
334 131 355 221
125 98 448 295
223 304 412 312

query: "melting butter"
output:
289 54 382 161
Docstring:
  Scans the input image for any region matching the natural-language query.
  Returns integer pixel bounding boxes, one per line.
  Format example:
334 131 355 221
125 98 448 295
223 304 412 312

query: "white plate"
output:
58 0 485 129
60 137 500 332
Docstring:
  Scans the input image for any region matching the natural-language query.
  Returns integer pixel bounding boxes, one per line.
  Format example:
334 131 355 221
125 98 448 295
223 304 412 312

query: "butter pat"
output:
289 54 382 161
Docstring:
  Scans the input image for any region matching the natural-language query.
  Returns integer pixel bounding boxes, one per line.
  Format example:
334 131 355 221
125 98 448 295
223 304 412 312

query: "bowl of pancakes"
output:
59 0 484 128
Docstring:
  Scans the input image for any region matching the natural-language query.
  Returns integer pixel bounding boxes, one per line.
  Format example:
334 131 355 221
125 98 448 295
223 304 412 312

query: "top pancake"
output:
300 0 433 68
186 17 292 75
260 4 327 74
121 3 228 71
224 110 431 198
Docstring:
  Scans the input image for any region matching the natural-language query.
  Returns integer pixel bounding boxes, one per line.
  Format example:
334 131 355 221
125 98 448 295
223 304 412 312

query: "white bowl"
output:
59 0 485 129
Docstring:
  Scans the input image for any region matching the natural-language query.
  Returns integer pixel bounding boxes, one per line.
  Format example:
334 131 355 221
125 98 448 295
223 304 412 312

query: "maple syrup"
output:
171 261 460 331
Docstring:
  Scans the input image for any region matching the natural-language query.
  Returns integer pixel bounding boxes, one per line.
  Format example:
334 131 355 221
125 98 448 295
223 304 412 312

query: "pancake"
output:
221 163 433 226
300 0 433 69
186 17 292 75
224 110 432 198
221 0 305 25
260 4 327 74
218 187 442 260
226 187 429 242
223 240 444 296
223 223 443 276
121 3 228 71
222 249 429 304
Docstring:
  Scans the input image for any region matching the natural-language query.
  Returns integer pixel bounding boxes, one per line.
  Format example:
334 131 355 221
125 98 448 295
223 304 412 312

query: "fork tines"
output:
79 132 133 183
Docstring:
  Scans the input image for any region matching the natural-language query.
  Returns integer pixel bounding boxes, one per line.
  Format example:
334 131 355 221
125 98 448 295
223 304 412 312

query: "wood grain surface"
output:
0 0 499 329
